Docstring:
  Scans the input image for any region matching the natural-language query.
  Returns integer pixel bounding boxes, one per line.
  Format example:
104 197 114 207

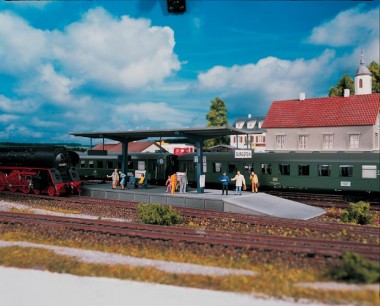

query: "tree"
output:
329 74 355 97
204 97 229 147
368 61 380 93
328 61 380 96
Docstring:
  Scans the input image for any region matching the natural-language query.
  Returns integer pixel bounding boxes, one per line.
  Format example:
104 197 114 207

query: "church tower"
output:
354 49 372 95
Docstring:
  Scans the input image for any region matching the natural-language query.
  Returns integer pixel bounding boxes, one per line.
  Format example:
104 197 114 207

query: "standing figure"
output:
165 175 172 193
231 170 246 195
179 172 188 194
107 169 119 189
170 173 177 194
119 170 126 190
218 172 230 195
250 170 259 193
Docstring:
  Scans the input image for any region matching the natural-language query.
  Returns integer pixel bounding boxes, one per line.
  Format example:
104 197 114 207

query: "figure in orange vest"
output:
170 173 177 194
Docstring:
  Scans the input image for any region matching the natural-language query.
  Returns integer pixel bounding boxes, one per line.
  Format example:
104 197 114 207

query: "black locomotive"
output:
0 145 81 196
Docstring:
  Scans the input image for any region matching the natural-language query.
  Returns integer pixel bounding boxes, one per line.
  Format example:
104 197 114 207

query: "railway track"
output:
266 191 380 211
0 211 378 261
1 192 378 238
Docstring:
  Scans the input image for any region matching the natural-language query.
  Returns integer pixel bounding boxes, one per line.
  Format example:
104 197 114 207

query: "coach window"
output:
138 161 146 171
279 164 290 175
89 161 94 169
261 163 272 175
97 161 104 169
318 164 331 176
213 162 222 173
298 165 310 176
107 161 113 169
339 165 353 177
362 165 377 179
80 160 85 168
228 163 237 174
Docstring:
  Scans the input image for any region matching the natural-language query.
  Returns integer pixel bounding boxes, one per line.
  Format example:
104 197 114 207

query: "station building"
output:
229 114 266 152
262 53 380 153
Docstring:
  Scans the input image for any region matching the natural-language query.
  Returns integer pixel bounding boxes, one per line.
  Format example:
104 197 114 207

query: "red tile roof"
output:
262 94 380 128
92 142 158 153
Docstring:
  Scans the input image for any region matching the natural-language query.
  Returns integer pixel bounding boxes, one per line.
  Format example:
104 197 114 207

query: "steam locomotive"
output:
0 145 81 196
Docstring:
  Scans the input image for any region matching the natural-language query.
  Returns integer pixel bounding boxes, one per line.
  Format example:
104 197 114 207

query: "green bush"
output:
329 252 379 284
137 203 183 226
340 201 373 225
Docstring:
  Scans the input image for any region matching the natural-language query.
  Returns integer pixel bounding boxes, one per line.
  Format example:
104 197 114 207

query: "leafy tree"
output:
368 61 380 93
204 97 229 147
329 74 355 96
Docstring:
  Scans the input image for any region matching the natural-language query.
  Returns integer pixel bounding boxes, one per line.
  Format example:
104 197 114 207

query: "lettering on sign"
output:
234 150 252 159
340 181 351 187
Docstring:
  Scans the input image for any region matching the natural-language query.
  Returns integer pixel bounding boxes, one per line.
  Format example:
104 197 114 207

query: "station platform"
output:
80 183 325 220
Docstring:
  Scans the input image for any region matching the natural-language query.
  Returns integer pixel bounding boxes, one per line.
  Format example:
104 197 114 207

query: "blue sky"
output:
0 1 379 144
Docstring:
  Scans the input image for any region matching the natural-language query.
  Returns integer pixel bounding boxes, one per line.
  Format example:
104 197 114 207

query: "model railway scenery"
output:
1 2 380 305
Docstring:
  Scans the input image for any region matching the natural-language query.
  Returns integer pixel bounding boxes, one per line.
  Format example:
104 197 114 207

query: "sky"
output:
0 1 379 145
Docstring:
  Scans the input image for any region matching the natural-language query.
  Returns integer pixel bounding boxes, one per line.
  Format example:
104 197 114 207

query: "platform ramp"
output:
223 193 325 220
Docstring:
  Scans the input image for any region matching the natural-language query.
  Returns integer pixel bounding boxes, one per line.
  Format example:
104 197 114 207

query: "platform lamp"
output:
167 0 186 13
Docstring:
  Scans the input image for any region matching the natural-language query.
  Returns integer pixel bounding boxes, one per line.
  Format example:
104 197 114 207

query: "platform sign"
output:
199 175 205 188
234 149 252 159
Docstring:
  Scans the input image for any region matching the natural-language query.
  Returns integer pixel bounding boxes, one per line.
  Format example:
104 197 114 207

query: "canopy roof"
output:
71 126 249 143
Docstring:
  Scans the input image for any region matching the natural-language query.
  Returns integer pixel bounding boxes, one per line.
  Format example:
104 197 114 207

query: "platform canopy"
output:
71 126 251 194
70 126 249 143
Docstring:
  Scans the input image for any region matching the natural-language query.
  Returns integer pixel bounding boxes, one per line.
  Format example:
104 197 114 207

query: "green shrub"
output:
137 203 183 226
329 252 379 284
340 201 373 225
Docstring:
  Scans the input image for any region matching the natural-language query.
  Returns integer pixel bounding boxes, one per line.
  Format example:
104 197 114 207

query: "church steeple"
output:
355 49 372 95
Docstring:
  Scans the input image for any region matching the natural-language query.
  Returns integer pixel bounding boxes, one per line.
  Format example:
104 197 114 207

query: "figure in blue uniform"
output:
218 172 230 195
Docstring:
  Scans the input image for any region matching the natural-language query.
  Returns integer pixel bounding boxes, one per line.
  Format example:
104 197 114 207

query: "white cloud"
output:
0 11 47 73
0 95 41 114
115 102 195 128
307 6 379 47
0 114 18 123
197 50 335 102
17 64 83 105
51 7 180 91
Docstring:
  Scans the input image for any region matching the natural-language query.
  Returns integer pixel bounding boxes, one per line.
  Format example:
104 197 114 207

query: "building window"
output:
247 121 256 129
340 165 353 177
299 135 308 150
261 163 272 175
323 134 333 150
276 135 285 149
318 164 331 176
359 79 363 88
279 164 290 175
349 134 360 149
298 165 310 176
257 135 264 143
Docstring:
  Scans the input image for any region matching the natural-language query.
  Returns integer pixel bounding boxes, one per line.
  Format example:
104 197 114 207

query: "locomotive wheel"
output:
7 172 20 193
0 172 6 191
47 186 56 196
20 186 31 194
